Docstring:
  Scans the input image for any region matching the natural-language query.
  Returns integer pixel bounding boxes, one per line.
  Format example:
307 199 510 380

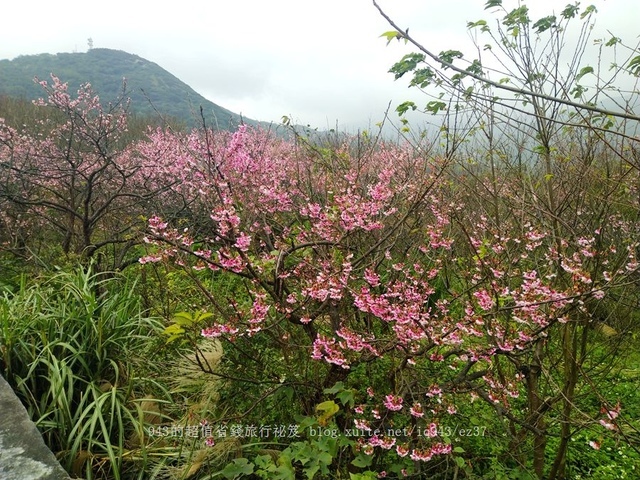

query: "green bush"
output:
0 266 167 479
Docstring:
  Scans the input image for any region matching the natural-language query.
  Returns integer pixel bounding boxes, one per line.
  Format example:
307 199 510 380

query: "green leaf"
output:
467 19 487 29
254 454 276 470
273 464 296 480
438 50 464 66
194 311 213 323
221 458 254 479
571 84 586 98
304 463 320 479
561 3 579 19
484 0 502 9
410 67 436 88
503 6 530 29
323 382 345 394
602 118 615 130
466 59 483 76
315 400 339 426
605 35 621 47
533 145 549 155
351 453 373 468
297 415 318 431
533 15 556 33
163 324 185 335
337 389 355 408
380 30 404 45
426 101 447 115
350 472 378 480
396 101 417 116
455 456 466 468
172 312 194 326
280 386 295 403
317 451 333 465
580 4 597 19
627 55 640 76
389 53 426 80
454 446 465 453
349 473 378 480
576 65 594 81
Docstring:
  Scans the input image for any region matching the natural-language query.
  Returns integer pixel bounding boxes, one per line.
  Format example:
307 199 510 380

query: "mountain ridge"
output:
0 48 271 130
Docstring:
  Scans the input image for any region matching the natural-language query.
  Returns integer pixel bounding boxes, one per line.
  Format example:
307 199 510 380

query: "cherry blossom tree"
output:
0 75 176 269
140 120 640 477
370 0 640 476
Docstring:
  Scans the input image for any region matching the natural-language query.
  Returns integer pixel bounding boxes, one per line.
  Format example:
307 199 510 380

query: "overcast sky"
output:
2 1 638 131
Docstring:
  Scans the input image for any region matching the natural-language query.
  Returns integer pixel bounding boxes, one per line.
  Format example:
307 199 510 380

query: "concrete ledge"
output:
0 374 72 480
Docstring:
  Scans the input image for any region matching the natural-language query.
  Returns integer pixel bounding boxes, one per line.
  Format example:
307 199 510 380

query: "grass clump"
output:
0 266 168 479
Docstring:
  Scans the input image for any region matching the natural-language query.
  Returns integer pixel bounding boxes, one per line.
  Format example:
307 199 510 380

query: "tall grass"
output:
0 266 168 479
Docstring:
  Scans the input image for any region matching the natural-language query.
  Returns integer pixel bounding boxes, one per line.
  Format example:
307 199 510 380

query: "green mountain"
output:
0 48 266 129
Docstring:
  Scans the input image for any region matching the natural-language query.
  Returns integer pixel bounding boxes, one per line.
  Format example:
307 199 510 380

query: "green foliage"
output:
532 15 556 33
576 65 594 81
627 55 640 76
164 310 214 344
315 400 340 426
324 381 356 409
1 3 639 480
467 19 488 30
426 100 447 115
349 472 378 480
395 100 417 115
550 431 640 479
389 53 426 80
438 49 464 67
0 265 167 479
580 5 598 20
502 5 530 33
561 3 580 19
379 30 407 46
220 457 255 479
222 411 351 480
604 35 621 47
409 67 436 88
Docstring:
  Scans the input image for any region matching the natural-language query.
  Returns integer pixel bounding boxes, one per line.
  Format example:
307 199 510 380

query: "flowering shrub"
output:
3 2 639 475
0 75 175 268
2 75 638 478
140 123 640 476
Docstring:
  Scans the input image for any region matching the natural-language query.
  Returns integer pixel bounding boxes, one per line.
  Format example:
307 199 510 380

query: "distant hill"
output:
0 48 268 130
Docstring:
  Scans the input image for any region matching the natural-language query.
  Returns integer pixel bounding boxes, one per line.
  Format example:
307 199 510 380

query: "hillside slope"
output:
0 48 266 129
